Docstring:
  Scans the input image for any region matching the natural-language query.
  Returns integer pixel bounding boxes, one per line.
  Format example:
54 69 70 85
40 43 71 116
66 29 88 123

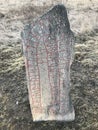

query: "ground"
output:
0 0 98 130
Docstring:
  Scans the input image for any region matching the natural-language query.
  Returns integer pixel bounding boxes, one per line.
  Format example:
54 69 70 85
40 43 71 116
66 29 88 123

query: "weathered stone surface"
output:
21 4 75 121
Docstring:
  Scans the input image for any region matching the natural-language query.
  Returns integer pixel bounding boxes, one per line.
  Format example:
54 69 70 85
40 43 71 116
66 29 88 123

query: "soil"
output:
0 1 98 130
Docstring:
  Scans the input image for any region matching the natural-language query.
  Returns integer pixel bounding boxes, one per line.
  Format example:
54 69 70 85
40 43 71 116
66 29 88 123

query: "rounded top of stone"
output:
40 4 68 18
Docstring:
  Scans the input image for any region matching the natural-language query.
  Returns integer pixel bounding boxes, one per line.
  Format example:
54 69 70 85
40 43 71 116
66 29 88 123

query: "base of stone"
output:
32 109 75 122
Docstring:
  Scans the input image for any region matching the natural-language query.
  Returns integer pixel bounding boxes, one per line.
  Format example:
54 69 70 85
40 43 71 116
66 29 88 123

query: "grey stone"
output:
21 4 75 121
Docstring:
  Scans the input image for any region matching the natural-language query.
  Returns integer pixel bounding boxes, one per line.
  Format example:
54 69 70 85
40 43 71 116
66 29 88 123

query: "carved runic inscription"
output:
21 4 75 121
